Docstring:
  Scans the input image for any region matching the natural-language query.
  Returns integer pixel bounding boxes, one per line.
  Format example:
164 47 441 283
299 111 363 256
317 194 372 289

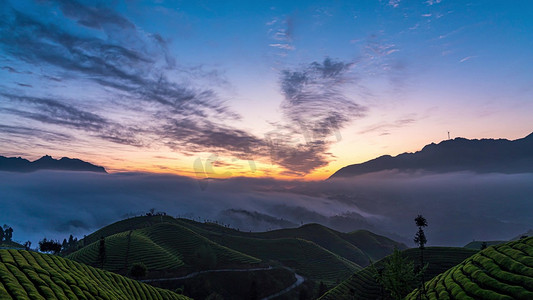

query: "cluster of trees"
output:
0 225 14 242
145 208 167 217
373 214 429 300
129 262 147 279
61 234 80 255
38 238 62 254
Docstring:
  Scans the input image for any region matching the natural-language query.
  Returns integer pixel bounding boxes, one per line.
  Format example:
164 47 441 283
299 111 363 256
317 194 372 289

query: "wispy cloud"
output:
0 1 268 168
0 0 408 177
460 55 477 63
280 58 365 139
0 93 108 131
0 124 72 142
425 0 443 5
269 43 295 50
267 15 295 55
0 1 378 176
262 58 367 174
388 0 401 8
358 117 416 135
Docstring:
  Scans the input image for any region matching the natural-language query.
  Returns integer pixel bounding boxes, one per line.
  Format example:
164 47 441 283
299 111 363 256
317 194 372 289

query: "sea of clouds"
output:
1 170 532 247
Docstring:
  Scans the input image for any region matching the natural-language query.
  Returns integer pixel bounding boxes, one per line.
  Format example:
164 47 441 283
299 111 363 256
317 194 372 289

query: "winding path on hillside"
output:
261 272 305 300
140 266 306 299
139 266 273 282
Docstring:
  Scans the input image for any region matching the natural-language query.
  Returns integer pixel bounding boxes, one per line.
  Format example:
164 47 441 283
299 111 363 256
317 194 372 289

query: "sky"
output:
1 0 533 179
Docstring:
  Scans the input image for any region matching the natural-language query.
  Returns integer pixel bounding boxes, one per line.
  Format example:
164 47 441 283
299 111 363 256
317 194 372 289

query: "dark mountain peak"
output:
520 132 533 141
0 155 107 173
35 155 54 161
330 132 533 179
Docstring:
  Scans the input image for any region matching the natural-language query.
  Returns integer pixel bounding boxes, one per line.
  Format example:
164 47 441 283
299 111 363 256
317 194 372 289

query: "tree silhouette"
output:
4 227 13 242
23 241 31 250
98 236 106 269
481 242 488 250
129 262 147 279
38 238 62 254
373 248 423 300
0 227 4 242
414 215 428 299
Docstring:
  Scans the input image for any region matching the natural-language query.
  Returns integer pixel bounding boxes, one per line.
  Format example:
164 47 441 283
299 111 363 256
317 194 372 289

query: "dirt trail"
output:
139 266 305 299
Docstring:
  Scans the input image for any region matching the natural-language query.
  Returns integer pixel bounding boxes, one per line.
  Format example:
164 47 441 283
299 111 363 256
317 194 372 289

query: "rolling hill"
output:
176 219 406 267
320 247 478 299
0 241 25 250
406 237 533 300
0 155 107 173
67 221 261 275
464 240 506 250
330 132 533 178
0 249 188 299
67 215 403 285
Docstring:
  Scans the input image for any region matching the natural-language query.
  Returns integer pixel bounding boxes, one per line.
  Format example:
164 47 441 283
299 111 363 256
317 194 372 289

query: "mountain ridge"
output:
0 154 107 173
330 132 533 179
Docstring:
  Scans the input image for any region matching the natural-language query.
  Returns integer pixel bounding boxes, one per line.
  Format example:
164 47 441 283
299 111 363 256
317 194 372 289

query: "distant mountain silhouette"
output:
0 155 107 173
330 132 533 178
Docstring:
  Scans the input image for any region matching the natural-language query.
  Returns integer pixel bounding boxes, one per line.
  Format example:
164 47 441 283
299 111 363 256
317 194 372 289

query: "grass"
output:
67 222 260 275
69 215 404 285
463 241 506 250
204 234 361 285
0 241 25 250
406 237 533 300
67 230 186 273
0 249 188 300
320 247 478 299
79 215 177 246
175 219 405 267
252 224 406 267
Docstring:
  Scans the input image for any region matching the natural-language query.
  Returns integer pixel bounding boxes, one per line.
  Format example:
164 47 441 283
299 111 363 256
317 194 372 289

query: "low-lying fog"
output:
1 170 532 248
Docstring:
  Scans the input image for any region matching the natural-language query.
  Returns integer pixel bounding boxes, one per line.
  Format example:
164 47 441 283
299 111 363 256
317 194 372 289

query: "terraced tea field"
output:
81 215 177 246
320 247 477 299
206 234 361 285
176 219 404 268
68 215 402 285
67 222 260 274
0 249 188 299
0 241 25 250
463 240 505 250
252 224 405 267
406 237 533 300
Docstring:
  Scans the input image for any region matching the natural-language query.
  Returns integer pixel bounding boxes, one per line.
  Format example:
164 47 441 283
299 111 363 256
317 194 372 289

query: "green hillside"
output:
252 224 406 267
406 237 533 300
68 216 403 285
67 222 260 275
172 220 368 284
80 215 177 246
464 240 505 250
0 241 25 250
0 249 188 300
320 247 477 299
341 230 407 263
176 219 404 268
206 234 361 285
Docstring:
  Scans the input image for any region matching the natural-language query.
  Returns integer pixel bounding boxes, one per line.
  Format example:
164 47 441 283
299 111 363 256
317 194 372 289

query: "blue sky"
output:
1 0 532 178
